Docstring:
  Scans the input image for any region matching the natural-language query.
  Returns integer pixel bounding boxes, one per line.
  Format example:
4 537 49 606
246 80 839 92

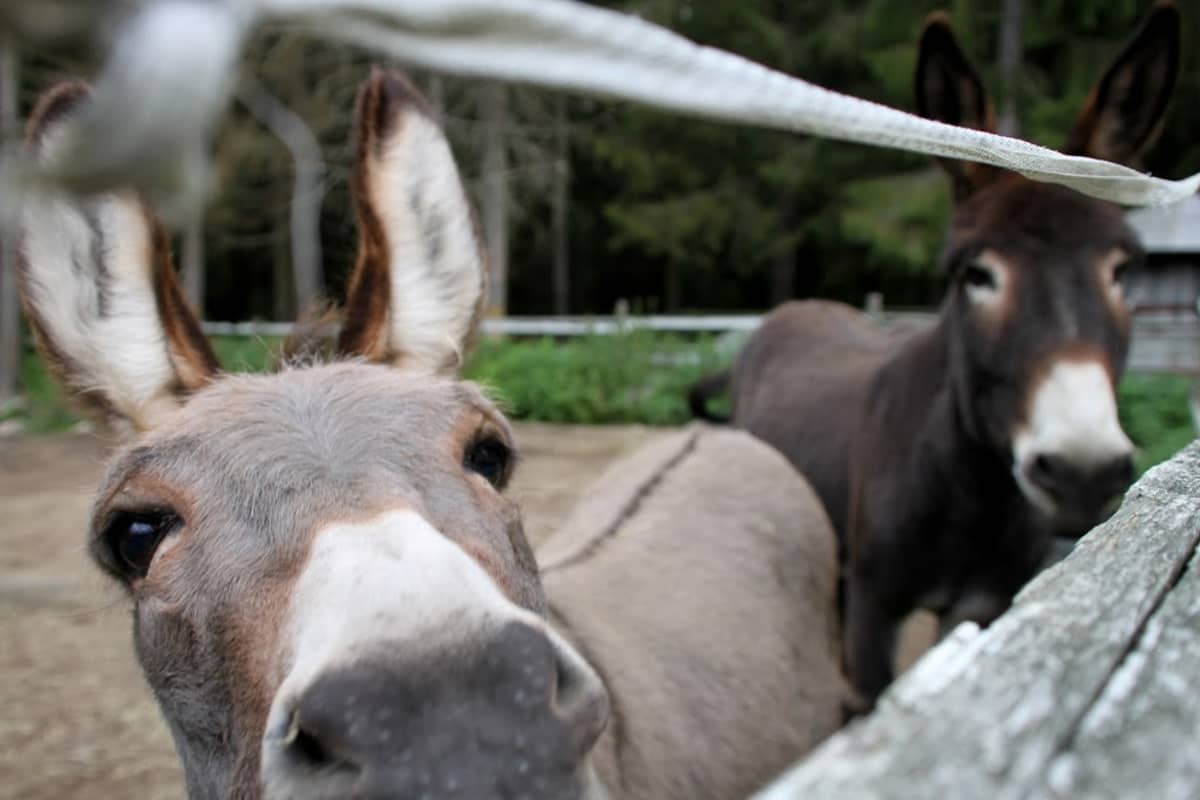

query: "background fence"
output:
201 306 1200 376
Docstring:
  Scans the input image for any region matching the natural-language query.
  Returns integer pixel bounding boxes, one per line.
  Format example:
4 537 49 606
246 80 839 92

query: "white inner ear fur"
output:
1012 358 1133 513
370 108 483 375
21 139 179 433
268 509 593 731
964 250 1009 307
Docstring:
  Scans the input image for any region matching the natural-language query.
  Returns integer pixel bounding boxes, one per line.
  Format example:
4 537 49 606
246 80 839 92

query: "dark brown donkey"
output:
690 3 1180 703
18 72 845 799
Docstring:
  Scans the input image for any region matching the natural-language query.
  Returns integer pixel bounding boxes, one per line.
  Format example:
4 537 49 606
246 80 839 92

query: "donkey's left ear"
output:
338 68 486 376
914 13 1001 200
1064 1 1180 165
19 81 219 436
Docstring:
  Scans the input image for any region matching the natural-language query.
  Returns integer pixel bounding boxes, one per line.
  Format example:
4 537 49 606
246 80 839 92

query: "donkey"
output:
689 3 1180 703
18 72 846 799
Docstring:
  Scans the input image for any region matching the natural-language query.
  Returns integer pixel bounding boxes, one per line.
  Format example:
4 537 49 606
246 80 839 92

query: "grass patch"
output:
463 331 728 425
10 335 1196 477
11 349 78 433
12 336 284 434
1118 373 1196 475
211 335 283 373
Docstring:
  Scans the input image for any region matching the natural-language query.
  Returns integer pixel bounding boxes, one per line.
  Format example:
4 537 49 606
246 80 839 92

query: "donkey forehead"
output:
948 177 1138 260
95 362 510 509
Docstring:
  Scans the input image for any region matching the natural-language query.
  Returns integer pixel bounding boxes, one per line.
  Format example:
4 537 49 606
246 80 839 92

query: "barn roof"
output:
1126 195 1200 255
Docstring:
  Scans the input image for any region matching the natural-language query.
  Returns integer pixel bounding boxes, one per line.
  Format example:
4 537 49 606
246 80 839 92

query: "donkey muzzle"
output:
261 621 609 799
1022 450 1134 534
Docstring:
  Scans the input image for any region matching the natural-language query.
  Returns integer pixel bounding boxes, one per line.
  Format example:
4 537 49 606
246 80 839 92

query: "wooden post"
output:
996 0 1023 138
864 292 884 322
551 94 570 315
239 79 325 315
0 38 20 405
769 246 795 305
756 441 1200 799
481 83 509 316
428 74 445 120
180 211 205 314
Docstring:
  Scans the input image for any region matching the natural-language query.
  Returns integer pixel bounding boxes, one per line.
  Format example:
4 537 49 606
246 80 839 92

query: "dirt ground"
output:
0 424 669 800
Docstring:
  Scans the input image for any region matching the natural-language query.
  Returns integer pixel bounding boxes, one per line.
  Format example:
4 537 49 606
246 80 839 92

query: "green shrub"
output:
463 331 728 425
11 349 77 433
211 335 283 373
11 335 281 434
10 334 1197 479
1118 373 1196 475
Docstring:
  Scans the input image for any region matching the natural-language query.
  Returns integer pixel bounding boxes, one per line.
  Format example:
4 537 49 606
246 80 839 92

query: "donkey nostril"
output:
1029 453 1066 497
1111 455 1135 487
1032 453 1055 478
284 713 334 769
281 708 360 774
549 640 610 756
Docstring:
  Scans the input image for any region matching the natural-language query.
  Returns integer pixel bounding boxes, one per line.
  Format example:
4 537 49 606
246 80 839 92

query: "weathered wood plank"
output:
1038 545 1200 800
755 441 1200 800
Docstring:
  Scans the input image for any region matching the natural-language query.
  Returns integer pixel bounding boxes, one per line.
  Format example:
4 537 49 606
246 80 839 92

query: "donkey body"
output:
540 426 846 800
692 4 1180 702
18 71 843 799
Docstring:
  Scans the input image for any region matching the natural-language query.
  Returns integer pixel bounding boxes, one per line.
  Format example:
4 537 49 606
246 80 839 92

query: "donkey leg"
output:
845 578 903 708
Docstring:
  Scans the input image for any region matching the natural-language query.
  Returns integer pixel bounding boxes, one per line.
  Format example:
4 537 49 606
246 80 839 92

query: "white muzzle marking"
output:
271 509 544 708
1012 359 1133 515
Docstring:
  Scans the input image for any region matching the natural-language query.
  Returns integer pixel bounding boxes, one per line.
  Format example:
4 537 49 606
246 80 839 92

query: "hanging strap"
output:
25 0 1200 213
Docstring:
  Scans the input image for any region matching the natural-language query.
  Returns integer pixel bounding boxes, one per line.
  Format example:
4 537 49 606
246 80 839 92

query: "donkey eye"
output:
464 437 512 488
962 262 998 290
104 511 180 577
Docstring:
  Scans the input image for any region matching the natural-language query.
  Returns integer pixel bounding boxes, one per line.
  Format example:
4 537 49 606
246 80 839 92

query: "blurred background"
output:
1 0 1197 470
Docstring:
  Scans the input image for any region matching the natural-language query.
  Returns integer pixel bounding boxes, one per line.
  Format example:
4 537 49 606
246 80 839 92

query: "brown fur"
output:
336 70 396 361
1063 1 1181 164
703 5 1179 704
145 206 220 390
21 68 845 799
336 68 488 372
19 80 218 434
541 426 848 799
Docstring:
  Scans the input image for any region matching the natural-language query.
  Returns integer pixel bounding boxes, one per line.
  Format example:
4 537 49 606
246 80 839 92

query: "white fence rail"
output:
201 310 1200 376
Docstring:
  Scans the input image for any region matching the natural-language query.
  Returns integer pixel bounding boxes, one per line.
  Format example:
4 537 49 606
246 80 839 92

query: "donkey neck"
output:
868 312 1009 494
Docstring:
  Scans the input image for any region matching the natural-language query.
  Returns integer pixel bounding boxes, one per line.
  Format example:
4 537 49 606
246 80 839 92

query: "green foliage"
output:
840 170 951 275
11 349 77 433
17 3 1198 317
463 332 728 425
1118 373 1197 476
11 337 282 434
211 336 284 373
570 0 1200 312
10 338 1196 479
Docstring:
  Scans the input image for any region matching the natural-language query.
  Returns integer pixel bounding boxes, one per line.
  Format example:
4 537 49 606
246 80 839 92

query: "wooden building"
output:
1124 195 1200 376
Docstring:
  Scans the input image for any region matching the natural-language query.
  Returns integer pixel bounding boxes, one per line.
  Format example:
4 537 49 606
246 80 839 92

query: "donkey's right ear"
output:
338 69 486 376
19 82 219 436
915 13 1000 200
1063 1 1180 165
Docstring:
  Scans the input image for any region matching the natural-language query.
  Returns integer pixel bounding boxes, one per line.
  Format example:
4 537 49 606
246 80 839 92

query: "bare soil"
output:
0 424 669 800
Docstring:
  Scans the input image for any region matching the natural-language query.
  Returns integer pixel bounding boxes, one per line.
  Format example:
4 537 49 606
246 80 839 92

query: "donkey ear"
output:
914 13 1000 199
338 68 486 376
1064 1 1180 165
18 81 219 436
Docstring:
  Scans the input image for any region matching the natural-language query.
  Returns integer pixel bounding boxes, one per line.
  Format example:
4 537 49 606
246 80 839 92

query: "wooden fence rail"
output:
754 440 1200 800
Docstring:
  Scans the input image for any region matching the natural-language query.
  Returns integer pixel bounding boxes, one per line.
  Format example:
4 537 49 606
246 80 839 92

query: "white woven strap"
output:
25 0 1200 212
